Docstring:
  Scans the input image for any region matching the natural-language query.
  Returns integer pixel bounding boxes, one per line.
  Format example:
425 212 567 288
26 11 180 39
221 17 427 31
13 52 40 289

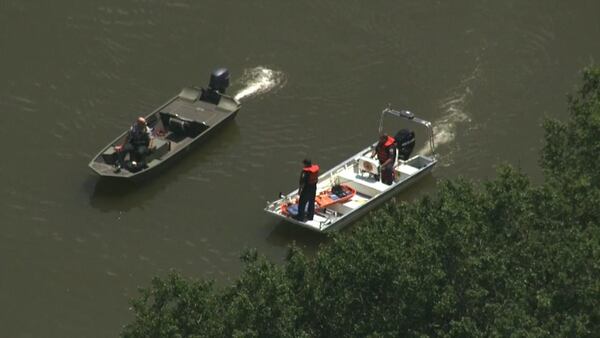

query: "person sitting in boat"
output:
372 133 397 185
114 116 152 172
296 158 320 221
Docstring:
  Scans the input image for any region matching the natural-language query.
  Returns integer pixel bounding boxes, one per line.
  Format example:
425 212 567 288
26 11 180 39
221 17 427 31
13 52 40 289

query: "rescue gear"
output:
303 164 320 185
376 136 396 163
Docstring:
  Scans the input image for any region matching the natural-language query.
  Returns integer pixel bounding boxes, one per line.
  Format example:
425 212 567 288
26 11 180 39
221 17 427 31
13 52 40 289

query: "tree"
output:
541 67 600 228
122 68 600 337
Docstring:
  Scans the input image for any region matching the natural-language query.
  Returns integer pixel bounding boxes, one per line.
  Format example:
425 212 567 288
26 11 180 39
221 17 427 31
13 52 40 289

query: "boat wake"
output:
233 66 286 101
419 62 481 165
431 91 472 149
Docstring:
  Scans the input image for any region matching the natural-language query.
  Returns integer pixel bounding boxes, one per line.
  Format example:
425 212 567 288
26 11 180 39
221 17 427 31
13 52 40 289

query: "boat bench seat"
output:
326 194 369 215
337 171 388 197
146 138 170 162
167 116 208 138
395 164 419 182
102 147 118 165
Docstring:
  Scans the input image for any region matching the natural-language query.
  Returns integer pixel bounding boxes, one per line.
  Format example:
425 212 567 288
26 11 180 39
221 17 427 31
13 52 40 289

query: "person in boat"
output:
372 133 397 185
296 158 320 221
114 116 152 172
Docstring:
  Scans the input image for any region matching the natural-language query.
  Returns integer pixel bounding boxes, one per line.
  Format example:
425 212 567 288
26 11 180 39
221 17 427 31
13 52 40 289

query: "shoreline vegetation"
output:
122 68 600 337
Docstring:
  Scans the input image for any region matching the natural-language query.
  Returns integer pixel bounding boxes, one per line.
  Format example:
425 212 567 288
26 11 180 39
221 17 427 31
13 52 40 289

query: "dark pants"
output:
117 143 148 166
297 184 317 221
381 164 395 185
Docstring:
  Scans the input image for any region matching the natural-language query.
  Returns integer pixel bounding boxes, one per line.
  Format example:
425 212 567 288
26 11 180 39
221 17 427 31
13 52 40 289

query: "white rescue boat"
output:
264 107 438 232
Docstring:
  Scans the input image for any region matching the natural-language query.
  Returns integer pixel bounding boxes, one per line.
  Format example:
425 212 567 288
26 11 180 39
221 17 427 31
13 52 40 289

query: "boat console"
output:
358 156 379 175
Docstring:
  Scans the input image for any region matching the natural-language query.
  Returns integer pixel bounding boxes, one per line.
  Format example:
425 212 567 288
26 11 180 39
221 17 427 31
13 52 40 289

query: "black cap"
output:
303 158 312 166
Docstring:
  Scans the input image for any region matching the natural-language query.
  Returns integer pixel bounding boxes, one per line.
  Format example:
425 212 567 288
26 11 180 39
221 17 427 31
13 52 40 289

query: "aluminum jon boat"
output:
89 68 241 181
264 107 437 232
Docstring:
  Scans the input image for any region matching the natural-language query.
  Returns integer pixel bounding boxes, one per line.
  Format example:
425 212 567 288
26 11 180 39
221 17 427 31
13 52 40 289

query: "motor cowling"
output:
395 129 416 161
208 68 230 94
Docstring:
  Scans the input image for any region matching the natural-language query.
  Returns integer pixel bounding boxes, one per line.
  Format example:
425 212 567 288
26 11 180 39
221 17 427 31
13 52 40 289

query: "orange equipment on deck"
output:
281 184 356 217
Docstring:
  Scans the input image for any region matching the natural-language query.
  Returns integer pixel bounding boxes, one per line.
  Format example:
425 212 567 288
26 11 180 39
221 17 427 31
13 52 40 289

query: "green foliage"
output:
122 273 222 338
220 250 305 337
122 68 600 337
542 67 600 227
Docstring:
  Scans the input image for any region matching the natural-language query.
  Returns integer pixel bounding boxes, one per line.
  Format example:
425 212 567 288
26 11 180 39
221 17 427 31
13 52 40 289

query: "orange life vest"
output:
376 136 396 163
303 164 320 185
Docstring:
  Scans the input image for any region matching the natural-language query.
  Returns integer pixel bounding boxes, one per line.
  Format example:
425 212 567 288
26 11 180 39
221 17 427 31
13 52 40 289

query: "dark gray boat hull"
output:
89 87 241 182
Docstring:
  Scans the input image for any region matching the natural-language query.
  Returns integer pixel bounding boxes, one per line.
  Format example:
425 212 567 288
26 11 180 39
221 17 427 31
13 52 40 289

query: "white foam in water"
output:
418 63 480 158
233 66 286 101
417 92 471 158
432 92 472 147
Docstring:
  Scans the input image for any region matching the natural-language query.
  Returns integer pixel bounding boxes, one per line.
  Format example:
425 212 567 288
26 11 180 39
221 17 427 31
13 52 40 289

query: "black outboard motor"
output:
395 129 416 161
209 68 230 94
201 68 230 104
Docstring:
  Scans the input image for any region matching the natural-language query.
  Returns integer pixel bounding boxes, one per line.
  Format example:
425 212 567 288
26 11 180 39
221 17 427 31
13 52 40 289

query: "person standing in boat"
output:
296 158 320 221
373 133 397 185
114 116 152 172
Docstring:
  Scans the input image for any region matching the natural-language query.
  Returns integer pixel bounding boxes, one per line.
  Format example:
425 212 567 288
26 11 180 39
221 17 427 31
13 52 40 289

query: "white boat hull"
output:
264 144 437 233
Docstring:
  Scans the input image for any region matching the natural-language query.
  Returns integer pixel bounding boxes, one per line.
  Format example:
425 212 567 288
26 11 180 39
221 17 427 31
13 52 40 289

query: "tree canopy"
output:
122 68 600 337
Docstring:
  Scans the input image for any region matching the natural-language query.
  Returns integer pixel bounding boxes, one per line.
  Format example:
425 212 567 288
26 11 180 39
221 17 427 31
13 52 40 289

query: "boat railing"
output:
318 209 338 230
379 105 436 158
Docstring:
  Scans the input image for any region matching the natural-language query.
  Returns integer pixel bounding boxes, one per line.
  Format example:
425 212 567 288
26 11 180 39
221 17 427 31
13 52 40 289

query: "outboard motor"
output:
395 129 416 161
209 68 230 94
201 68 230 104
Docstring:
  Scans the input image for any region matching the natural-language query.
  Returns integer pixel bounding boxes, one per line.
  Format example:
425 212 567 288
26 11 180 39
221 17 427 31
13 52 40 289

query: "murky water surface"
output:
1 1 599 336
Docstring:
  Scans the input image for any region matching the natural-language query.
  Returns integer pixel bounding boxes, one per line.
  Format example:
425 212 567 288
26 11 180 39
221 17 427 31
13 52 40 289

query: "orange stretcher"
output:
281 184 356 217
